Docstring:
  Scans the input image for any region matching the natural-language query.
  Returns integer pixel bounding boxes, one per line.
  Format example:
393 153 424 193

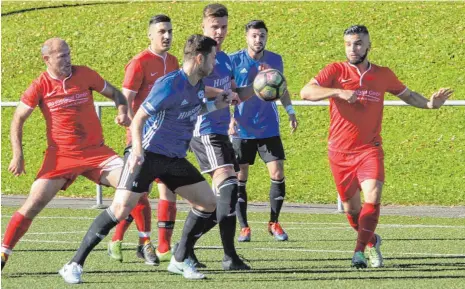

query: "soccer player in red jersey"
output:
107 14 180 265
1 38 130 270
300 25 453 268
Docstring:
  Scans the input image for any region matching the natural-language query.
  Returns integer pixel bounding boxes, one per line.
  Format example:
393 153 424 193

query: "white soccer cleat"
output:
367 234 384 268
59 262 83 284
167 256 205 279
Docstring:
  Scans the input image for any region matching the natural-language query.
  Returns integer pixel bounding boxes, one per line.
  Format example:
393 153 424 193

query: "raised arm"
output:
396 88 453 109
200 90 237 115
100 82 131 127
300 79 357 103
9 103 35 176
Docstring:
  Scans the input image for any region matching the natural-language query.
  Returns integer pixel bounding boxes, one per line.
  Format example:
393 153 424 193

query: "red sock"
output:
355 203 380 252
133 194 152 245
346 212 360 231
347 211 377 247
112 215 133 242
2 212 33 254
157 199 177 253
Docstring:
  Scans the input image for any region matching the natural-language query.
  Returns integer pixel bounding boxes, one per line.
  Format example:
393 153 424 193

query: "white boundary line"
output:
2 215 464 228
15 240 465 258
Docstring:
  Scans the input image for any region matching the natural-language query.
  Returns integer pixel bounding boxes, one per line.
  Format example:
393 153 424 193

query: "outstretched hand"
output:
427 88 453 109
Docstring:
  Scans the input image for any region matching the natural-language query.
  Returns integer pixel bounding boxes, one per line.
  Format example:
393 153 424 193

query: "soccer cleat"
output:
222 255 251 271
59 262 83 284
351 251 368 269
1 253 8 270
237 227 251 242
367 234 384 268
156 248 172 262
136 241 160 266
107 240 123 262
268 222 288 241
167 256 206 279
172 242 207 268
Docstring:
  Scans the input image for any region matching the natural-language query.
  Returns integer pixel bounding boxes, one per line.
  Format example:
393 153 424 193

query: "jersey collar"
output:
148 47 167 60
46 69 73 82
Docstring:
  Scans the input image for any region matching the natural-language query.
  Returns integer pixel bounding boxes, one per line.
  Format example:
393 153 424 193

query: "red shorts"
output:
328 147 385 201
36 145 123 190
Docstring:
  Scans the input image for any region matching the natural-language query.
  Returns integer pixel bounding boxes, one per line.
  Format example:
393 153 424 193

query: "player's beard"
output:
198 64 211 78
348 50 368 65
251 44 264 54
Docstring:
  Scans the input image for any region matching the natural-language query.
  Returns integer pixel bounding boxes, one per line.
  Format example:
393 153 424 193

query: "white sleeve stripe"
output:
141 103 152 116
395 87 409 97
99 81 107 93
313 79 321 86
123 88 138 94
19 101 34 110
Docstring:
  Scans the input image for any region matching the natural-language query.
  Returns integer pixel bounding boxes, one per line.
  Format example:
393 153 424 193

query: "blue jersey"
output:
229 49 283 139
141 69 205 158
193 51 234 136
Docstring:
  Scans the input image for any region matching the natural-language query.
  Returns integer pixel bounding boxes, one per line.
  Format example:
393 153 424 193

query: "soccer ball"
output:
253 69 287 102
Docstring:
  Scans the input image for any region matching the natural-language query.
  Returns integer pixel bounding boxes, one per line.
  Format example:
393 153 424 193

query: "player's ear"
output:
42 55 49 63
195 53 204 65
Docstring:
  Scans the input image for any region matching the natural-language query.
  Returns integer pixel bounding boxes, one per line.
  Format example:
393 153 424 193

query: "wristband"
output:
285 105 295 115
206 100 217 112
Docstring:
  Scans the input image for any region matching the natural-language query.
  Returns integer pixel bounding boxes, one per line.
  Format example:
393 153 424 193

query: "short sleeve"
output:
84 67 106 92
314 63 339 87
122 59 143 93
385 68 408 96
141 79 175 116
20 80 42 108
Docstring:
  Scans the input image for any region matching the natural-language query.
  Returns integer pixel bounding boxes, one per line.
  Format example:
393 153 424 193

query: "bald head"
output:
41 38 69 56
41 38 72 78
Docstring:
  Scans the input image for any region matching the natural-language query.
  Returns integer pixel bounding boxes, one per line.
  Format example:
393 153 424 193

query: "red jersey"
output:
314 62 407 152
122 48 179 144
21 66 107 151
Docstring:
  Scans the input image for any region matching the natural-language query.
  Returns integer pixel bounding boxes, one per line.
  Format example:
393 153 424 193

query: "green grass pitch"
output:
1 207 464 288
1 1 465 205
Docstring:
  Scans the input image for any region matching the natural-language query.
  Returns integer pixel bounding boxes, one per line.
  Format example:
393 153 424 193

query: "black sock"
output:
217 176 238 259
192 209 217 246
236 180 248 228
71 208 118 266
175 208 211 262
269 178 285 223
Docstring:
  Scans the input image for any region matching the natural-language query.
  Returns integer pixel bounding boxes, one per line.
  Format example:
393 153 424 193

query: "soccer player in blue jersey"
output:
60 34 238 283
187 3 254 271
229 20 298 242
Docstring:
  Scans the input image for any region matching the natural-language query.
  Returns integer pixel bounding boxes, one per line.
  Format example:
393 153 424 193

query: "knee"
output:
269 163 284 180
110 202 133 222
212 166 236 184
270 171 284 181
19 200 48 219
198 200 216 213
345 207 361 216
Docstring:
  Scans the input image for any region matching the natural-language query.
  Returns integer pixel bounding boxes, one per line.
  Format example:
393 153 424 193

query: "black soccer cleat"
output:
222 255 251 271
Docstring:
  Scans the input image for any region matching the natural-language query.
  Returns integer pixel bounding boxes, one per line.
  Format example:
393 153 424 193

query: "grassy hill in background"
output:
1 1 464 205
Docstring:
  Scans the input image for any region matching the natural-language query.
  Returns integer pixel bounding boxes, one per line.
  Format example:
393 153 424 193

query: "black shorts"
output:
190 134 239 174
117 147 205 193
232 136 285 165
